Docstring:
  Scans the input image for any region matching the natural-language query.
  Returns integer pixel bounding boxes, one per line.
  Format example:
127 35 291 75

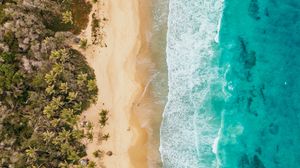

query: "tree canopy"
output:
0 0 97 167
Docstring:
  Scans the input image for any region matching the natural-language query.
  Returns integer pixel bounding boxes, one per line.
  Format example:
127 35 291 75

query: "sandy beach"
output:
75 0 153 167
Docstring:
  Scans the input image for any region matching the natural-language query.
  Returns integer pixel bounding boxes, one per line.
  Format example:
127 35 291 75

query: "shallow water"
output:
135 0 169 167
144 0 169 166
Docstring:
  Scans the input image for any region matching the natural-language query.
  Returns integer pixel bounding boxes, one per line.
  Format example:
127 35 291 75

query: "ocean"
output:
160 0 300 167
160 0 223 167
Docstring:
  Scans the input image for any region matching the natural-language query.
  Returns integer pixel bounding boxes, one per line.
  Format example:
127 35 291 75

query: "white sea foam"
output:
160 0 224 167
212 128 220 154
213 125 223 168
215 10 223 43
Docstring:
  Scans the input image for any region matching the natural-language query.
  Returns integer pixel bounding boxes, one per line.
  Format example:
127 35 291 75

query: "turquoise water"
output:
218 0 300 167
160 0 300 167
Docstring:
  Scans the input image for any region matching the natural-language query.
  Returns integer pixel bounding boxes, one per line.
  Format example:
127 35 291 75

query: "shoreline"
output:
128 0 153 167
77 0 153 167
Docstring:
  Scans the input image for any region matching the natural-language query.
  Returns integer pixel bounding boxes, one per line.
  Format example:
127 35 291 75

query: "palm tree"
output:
52 96 64 109
58 129 72 143
87 79 97 92
86 131 93 141
73 102 82 112
92 150 103 158
50 118 61 127
87 161 96 168
99 109 109 127
60 143 80 162
50 50 61 62
42 131 55 143
46 85 55 95
62 11 73 24
59 49 69 63
86 121 93 131
76 73 87 86
25 147 37 158
99 116 108 127
45 71 56 84
102 133 110 141
67 91 78 102
50 49 69 63
43 104 56 118
72 129 84 139
58 161 69 168
25 147 38 165
67 150 80 163
60 108 77 125
79 39 88 49
52 63 64 75
59 82 68 93
99 109 108 117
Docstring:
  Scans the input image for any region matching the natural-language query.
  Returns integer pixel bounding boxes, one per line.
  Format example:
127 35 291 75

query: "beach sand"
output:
75 0 154 167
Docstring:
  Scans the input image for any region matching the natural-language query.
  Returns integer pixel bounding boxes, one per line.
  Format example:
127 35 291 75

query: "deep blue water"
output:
160 0 300 167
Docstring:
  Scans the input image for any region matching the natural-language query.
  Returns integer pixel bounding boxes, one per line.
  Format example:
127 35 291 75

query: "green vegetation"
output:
0 4 7 24
45 0 92 34
86 132 94 141
102 133 110 141
70 0 92 34
62 11 73 24
0 1 98 167
92 14 100 33
92 150 103 158
80 38 88 49
87 161 96 168
99 109 109 127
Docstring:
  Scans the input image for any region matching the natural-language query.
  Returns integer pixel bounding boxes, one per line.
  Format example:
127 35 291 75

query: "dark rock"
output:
239 154 250 168
80 158 89 166
80 120 88 127
73 37 81 44
269 123 279 135
248 0 261 20
106 151 113 156
256 147 262 154
252 155 265 168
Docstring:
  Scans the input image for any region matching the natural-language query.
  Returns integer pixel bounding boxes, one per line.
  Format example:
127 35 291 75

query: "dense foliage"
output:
0 0 96 167
45 0 92 34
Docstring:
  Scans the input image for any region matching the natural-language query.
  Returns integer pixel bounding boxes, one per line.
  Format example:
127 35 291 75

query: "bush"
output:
79 38 88 49
0 5 8 24
99 109 109 127
3 31 18 51
44 0 92 34
92 150 103 158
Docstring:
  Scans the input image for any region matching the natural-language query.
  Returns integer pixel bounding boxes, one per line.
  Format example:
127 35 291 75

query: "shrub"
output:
99 109 109 127
79 38 88 49
92 150 103 158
